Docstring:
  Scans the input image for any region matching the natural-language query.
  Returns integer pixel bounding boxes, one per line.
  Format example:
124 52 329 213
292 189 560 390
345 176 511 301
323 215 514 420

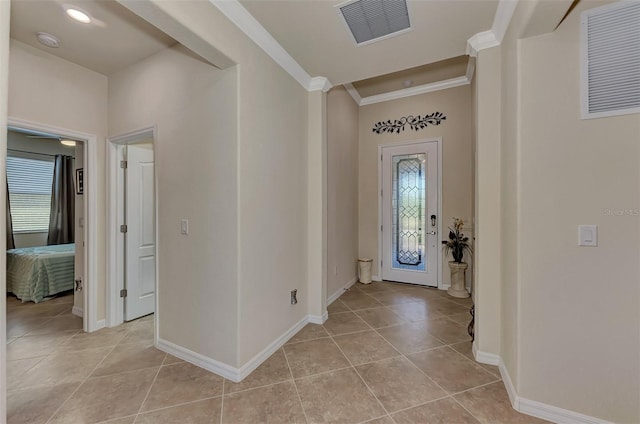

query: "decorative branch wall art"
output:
372 112 446 134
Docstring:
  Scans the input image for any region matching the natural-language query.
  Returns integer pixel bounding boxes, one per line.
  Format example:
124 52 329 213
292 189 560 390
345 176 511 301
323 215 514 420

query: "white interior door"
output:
381 141 439 286
124 144 156 321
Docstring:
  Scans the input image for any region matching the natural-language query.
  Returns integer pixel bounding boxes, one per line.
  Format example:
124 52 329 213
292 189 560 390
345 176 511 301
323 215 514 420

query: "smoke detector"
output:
36 32 60 48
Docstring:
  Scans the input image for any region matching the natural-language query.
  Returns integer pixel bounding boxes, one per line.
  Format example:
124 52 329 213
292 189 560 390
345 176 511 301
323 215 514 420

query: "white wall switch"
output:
579 225 597 246
180 219 189 235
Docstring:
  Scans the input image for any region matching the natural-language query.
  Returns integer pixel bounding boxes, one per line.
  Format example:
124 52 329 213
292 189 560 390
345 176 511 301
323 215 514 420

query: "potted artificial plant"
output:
442 217 472 298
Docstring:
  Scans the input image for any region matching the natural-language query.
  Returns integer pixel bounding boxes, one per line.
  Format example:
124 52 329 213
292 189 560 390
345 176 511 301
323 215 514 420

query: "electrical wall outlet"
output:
290 289 298 305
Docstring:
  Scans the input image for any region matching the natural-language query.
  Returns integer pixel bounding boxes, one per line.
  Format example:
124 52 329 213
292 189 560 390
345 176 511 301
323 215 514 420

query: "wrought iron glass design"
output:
392 153 426 271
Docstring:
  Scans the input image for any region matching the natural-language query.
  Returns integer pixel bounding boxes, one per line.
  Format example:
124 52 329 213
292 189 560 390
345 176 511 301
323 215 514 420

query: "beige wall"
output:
358 85 474 286
109 45 239 366
327 86 359 299
8 40 108 321
118 1 312 367
515 2 640 421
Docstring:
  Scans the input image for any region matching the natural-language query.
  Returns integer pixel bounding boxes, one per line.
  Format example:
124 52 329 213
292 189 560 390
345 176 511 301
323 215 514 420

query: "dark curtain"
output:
47 155 75 245
6 178 14 250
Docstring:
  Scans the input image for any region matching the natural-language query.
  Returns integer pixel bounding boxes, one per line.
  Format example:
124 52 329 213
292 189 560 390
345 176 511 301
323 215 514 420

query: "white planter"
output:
358 258 373 284
447 261 469 298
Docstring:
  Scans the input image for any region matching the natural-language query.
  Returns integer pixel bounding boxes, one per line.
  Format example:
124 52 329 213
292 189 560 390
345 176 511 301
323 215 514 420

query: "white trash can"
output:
358 258 373 284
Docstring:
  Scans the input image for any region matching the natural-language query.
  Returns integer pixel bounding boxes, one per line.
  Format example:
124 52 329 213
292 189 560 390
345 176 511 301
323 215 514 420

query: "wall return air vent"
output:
581 1 640 119
338 0 412 46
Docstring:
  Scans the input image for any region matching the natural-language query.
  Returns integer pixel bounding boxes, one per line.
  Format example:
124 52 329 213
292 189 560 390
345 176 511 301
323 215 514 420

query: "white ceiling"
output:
239 0 499 86
10 0 177 75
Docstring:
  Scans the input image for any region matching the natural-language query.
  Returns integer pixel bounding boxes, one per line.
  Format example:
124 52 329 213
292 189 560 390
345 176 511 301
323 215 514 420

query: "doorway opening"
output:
378 138 442 287
107 128 157 328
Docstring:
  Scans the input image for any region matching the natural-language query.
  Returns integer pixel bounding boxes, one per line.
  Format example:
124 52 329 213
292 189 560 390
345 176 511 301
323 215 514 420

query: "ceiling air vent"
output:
581 1 640 119
338 0 411 46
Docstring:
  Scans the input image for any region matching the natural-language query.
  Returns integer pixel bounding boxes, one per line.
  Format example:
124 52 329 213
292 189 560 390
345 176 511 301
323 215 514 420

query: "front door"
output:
124 144 156 321
381 141 439 286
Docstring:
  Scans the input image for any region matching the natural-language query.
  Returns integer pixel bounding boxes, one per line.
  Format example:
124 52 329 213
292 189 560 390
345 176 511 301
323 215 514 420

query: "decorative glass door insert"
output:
392 153 426 271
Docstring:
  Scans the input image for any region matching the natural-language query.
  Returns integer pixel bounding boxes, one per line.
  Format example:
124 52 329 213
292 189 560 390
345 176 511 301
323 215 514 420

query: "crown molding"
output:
309 77 332 92
466 0 518 57
343 83 362 105
210 0 332 92
358 76 470 106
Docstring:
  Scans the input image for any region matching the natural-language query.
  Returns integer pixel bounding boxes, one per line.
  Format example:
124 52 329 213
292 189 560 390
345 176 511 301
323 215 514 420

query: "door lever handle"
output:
427 231 437 235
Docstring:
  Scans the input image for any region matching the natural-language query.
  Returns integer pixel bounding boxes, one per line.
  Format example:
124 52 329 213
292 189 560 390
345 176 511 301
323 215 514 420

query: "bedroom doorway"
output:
107 128 157 326
5 119 98 337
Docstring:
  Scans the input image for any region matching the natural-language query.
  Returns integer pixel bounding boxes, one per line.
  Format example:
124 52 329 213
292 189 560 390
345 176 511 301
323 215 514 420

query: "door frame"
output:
106 126 158 334
7 117 100 331
377 137 443 289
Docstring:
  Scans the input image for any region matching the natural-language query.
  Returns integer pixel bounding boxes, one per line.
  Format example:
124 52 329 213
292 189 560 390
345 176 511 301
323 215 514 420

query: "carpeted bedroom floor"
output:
6 283 548 423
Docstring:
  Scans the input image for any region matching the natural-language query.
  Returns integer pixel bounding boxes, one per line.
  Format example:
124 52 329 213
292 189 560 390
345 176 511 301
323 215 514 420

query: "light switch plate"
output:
578 225 597 246
180 219 189 235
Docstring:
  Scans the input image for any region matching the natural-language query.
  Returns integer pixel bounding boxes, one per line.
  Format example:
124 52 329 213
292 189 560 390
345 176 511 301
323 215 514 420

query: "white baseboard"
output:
95 319 106 331
497 358 613 424
157 337 241 382
372 275 380 281
308 311 328 324
72 306 84 318
473 343 500 366
327 277 357 305
156 315 311 383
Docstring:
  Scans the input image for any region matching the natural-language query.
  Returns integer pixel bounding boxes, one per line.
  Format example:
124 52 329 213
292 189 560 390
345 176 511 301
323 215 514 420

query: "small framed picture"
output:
75 168 84 195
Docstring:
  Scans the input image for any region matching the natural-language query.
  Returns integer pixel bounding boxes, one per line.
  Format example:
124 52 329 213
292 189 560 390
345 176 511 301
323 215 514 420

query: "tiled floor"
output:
6 283 548 424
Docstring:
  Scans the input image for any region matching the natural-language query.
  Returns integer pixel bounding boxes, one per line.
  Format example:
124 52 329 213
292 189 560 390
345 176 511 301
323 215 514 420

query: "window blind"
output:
6 156 54 233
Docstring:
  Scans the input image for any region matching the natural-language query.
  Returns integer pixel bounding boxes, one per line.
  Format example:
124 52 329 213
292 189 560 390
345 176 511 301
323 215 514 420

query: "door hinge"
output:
120 160 128 169
120 289 128 298
380 154 383 161
380 260 383 268
380 225 383 232
120 224 128 233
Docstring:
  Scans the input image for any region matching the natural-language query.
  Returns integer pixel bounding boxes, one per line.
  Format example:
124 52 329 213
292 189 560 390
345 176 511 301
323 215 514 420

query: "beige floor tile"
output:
340 292 383 310
295 368 385 424
323 311 370 335
362 416 394 424
98 417 136 424
7 332 78 360
141 362 224 412
222 381 305 424
408 347 498 393
225 349 292 394
162 354 185 366
49 367 158 423
353 282 395 294
119 320 154 344
137 398 222 423
7 316 52 338
392 397 480 424
419 317 472 344
388 301 444 322
355 356 446 412
284 337 349 378
92 342 166 377
7 303 71 320
376 322 444 355
449 341 502 378
448 295 475 307
447 312 473 326
58 326 129 352
332 330 400 365
327 299 350 313
7 382 79 424
429 299 472 316
26 315 83 335
13 347 112 390
7 356 45 390
368 291 424 306
355 307 406 328
287 323 330 344
455 381 551 424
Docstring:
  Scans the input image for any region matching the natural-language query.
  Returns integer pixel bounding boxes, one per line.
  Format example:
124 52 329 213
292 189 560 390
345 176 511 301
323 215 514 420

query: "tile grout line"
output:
219 377 225 424
282 347 311 424
134 353 166 415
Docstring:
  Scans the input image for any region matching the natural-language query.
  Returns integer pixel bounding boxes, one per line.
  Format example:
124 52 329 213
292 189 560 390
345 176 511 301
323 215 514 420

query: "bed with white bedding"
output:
6 243 75 303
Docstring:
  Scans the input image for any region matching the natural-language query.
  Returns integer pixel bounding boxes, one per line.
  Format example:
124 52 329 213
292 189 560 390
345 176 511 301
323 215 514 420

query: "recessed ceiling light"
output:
60 140 76 147
66 8 91 24
36 32 60 48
